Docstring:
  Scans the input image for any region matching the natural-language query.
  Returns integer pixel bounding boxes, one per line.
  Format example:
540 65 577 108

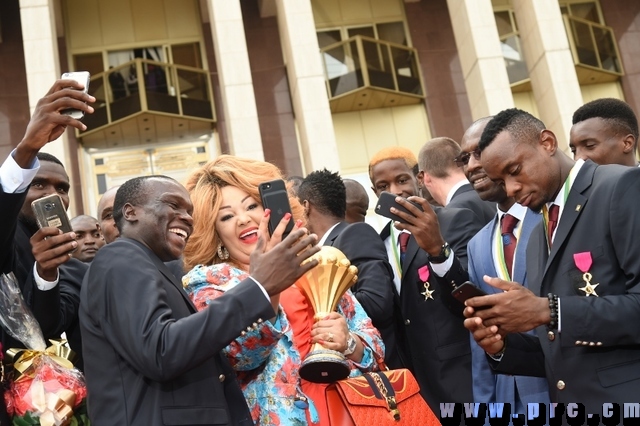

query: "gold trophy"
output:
296 246 358 383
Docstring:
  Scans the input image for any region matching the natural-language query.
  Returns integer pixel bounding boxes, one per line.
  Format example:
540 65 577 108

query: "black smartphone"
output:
374 191 424 223
31 194 73 234
259 179 294 237
451 281 488 306
60 71 91 120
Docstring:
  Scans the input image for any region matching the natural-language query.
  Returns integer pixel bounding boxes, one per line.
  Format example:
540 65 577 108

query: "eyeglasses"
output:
453 148 481 167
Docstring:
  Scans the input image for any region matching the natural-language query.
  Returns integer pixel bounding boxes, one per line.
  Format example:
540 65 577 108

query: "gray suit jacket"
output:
494 161 640 413
467 208 550 410
449 183 497 226
80 238 273 425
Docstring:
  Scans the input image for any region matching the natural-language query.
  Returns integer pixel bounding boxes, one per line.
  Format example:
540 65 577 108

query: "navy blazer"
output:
467 208 550 410
494 161 640 413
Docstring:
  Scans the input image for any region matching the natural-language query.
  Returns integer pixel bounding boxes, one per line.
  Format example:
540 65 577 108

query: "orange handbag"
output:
325 369 441 426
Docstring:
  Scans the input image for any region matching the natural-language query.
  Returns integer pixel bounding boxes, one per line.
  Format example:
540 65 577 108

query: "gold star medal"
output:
418 266 434 301
574 252 598 297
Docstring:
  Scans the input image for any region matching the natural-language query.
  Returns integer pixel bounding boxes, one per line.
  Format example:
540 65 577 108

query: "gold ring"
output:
327 332 334 343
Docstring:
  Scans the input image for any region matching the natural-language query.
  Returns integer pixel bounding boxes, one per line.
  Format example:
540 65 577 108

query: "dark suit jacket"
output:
324 221 402 368
467 209 550 408
80 237 273 425
449 183 497 226
494 161 640 413
380 205 481 411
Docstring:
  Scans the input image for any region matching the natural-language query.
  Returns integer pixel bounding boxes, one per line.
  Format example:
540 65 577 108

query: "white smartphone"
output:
60 71 91 120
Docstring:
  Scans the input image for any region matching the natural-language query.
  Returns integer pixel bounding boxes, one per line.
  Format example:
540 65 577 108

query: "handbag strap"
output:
366 372 400 421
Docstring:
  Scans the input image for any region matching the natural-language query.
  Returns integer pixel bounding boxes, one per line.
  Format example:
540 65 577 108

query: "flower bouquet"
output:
0 273 89 426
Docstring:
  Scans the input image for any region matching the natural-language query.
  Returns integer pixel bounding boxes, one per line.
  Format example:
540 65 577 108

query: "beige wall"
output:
333 104 430 174
311 0 404 28
580 82 624 103
63 0 202 51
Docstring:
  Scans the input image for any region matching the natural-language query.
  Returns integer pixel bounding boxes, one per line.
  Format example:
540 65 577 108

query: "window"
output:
493 8 529 88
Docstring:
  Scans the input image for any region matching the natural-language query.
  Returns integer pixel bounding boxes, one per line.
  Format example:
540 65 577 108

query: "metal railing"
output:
320 35 424 100
81 58 215 134
563 15 623 76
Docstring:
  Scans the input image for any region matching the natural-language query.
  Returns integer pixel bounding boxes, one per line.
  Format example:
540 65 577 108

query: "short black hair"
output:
297 169 346 219
572 98 639 142
113 175 175 231
36 152 64 167
479 108 545 151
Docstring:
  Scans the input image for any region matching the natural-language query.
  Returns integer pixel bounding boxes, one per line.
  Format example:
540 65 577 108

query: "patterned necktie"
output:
398 232 410 265
501 214 519 279
547 204 560 248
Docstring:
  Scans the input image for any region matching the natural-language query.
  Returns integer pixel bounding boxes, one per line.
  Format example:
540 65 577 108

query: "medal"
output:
573 252 599 297
418 266 434 300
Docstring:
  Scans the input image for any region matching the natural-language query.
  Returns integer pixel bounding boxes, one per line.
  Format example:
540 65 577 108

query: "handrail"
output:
562 14 623 75
320 34 423 101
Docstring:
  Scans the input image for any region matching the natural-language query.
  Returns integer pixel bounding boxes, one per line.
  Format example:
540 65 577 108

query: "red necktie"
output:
501 214 519 279
398 233 410 265
547 204 560 247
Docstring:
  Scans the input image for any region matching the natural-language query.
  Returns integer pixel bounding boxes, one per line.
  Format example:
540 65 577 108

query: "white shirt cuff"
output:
0 149 40 193
33 262 59 291
246 276 270 302
430 251 455 277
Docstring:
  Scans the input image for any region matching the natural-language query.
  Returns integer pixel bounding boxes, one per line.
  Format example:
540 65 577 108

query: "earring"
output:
217 244 230 260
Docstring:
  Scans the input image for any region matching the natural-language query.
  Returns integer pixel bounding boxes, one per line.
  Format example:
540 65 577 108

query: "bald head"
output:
343 179 369 224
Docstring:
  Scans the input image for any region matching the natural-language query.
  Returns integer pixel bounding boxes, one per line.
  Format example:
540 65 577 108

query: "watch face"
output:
443 244 451 257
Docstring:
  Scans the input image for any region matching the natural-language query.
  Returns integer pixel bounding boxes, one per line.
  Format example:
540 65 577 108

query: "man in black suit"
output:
368 146 480 410
297 169 400 367
0 79 95 378
80 175 320 425
418 136 496 225
465 108 640 414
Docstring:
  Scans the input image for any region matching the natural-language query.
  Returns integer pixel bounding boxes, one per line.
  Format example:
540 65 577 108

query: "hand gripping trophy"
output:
296 246 358 383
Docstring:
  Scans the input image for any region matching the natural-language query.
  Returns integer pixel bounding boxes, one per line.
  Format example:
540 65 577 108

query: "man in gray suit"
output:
465 108 640 415
80 175 319 425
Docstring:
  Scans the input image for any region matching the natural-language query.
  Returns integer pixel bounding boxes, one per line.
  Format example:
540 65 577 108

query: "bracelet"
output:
547 293 559 330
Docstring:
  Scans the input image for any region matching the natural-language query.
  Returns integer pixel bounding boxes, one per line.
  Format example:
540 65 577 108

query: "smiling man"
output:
80 175 320 425
464 108 640 414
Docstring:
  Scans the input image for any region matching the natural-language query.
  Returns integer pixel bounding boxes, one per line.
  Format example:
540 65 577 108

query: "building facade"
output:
1 0 638 217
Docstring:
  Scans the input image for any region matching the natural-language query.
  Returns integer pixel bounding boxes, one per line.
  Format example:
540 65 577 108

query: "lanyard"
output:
493 216 524 281
390 226 403 279
542 166 576 250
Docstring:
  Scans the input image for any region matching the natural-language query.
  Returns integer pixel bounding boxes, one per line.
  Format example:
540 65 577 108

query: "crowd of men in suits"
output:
1 77 640 424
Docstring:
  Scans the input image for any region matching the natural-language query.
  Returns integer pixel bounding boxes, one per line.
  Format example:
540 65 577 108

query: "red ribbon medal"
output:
573 252 599 297
418 266 433 300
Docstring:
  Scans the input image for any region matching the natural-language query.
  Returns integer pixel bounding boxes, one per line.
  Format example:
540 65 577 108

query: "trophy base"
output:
299 349 350 383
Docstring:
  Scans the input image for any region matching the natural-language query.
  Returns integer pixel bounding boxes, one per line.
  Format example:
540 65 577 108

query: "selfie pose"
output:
182 155 384 426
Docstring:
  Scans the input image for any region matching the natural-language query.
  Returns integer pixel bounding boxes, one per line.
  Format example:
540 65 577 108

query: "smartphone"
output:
60 71 91 120
375 191 424 223
451 281 488 306
259 179 294 237
31 194 72 234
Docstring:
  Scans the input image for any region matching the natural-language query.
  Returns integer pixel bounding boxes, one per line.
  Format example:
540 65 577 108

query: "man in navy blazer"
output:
461 117 550 414
466 108 640 415
81 175 320 425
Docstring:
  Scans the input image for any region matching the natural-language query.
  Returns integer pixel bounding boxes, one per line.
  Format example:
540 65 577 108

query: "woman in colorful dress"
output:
182 155 384 425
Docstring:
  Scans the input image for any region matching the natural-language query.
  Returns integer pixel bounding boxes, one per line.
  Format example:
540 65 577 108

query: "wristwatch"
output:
343 333 357 356
428 242 451 264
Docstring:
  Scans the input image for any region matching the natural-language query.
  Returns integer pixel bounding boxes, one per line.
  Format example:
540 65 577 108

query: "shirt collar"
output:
445 179 470 206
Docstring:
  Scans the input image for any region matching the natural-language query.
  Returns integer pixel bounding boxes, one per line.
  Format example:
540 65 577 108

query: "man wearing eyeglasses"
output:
418 137 496 226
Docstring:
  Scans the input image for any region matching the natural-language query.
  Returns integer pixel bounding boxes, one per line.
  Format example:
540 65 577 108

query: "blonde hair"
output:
183 155 305 271
368 146 418 181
